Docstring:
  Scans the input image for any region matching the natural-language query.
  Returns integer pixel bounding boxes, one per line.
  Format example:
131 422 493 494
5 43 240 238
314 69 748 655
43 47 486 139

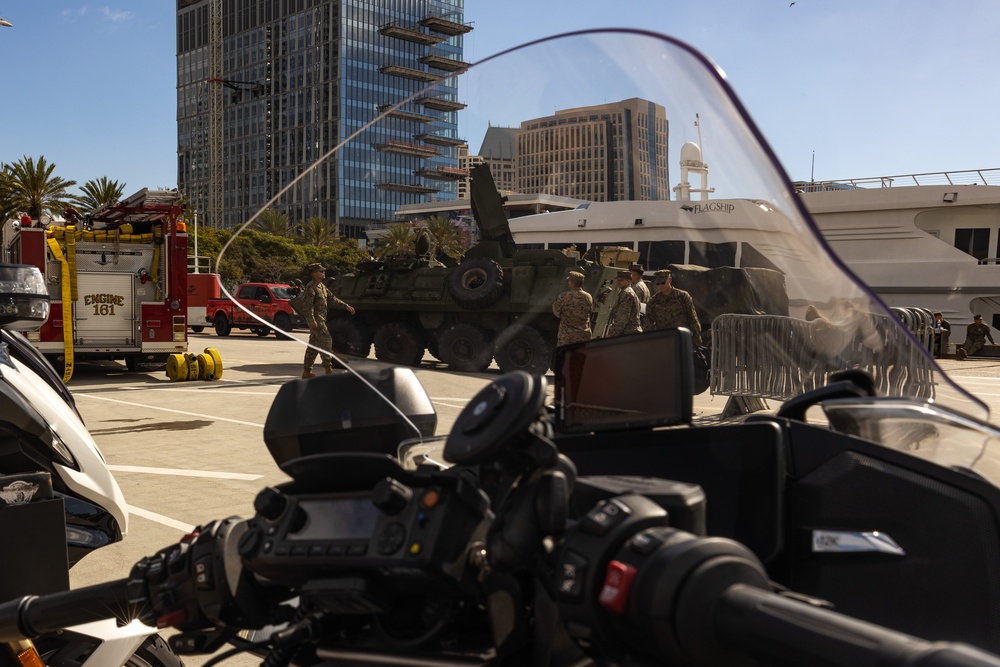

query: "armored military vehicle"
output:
326 164 622 374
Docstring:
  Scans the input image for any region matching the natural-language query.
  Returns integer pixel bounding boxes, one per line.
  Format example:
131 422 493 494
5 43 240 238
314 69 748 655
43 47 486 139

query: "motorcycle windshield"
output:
215 29 988 440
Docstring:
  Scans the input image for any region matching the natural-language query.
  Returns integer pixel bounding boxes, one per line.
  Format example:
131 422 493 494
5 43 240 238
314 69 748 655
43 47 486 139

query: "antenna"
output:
811 150 815 183
695 114 704 163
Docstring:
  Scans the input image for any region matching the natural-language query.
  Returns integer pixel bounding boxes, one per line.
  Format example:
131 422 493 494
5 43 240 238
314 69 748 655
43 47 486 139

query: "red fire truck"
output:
6 189 189 381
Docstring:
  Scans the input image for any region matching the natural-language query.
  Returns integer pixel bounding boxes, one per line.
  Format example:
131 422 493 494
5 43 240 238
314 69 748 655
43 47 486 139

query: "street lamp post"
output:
193 210 199 273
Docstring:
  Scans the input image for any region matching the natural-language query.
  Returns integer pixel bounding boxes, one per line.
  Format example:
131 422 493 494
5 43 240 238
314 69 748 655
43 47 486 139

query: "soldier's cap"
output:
306 262 326 273
568 271 585 280
975 314 984 320
653 269 672 279
629 263 644 273
616 270 632 280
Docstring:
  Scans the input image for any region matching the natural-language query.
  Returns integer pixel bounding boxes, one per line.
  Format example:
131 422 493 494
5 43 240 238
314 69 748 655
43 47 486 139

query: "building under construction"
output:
176 0 471 239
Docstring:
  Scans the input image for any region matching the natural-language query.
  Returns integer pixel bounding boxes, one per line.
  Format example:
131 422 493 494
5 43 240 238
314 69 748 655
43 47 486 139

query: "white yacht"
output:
508 160 1000 341
798 169 1000 340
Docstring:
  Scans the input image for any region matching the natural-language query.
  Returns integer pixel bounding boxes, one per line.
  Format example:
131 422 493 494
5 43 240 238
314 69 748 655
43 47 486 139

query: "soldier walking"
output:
552 270 594 347
645 269 702 345
604 270 642 337
301 262 355 377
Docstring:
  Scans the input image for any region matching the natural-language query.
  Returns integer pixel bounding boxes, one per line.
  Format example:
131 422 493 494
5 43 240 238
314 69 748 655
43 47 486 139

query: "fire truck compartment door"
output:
74 273 136 346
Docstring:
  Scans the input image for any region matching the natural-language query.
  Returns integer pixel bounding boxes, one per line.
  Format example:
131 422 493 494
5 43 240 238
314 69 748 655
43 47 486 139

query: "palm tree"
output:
0 166 15 224
3 156 76 223
423 214 468 261
72 176 126 213
299 216 337 247
375 222 416 258
252 207 294 237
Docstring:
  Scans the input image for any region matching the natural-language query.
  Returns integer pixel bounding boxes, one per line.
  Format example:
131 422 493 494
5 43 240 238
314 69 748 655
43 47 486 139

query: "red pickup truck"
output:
206 282 305 338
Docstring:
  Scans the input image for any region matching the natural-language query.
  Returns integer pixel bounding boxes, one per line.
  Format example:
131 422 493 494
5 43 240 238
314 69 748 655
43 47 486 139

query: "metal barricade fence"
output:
710 313 936 402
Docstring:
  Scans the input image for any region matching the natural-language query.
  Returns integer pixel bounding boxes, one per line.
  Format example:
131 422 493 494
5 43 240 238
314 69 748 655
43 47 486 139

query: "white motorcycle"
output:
0 264 181 666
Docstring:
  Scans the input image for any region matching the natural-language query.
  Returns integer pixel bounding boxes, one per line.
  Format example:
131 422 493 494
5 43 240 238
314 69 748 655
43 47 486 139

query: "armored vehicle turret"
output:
326 164 621 374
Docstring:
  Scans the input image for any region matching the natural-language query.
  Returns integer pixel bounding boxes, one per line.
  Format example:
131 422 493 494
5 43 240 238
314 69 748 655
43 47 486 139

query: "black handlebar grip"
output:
0 578 132 642
716 583 1000 667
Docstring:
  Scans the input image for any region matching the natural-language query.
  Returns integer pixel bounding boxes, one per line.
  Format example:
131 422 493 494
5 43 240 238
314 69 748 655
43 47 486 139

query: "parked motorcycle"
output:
0 264 181 666
2 28 998 665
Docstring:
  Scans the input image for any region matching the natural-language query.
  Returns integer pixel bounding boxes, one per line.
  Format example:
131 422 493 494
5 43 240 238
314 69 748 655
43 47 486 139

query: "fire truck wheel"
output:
44 355 65 377
274 313 293 340
214 313 231 337
191 326 205 333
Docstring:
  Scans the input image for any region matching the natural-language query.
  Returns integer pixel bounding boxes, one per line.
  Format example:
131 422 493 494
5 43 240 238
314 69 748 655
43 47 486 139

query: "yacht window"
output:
955 227 990 261
641 240 685 269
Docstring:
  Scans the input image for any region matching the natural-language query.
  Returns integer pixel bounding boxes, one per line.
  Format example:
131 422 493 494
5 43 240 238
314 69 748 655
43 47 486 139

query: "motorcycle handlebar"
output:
0 578 133 642
716 583 1000 667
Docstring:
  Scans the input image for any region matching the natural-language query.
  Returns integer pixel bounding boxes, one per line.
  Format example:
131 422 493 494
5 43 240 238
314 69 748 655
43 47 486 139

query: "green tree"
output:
71 176 126 213
189 226 369 284
251 207 295 237
423 214 468 261
2 156 76 222
0 166 14 224
374 223 416 259
299 216 337 248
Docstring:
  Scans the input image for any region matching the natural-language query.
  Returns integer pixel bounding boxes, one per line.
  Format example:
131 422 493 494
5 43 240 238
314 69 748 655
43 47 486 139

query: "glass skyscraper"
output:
176 0 469 238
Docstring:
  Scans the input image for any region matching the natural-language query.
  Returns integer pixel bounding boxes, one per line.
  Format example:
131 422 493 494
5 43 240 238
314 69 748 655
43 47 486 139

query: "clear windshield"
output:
214 29 987 437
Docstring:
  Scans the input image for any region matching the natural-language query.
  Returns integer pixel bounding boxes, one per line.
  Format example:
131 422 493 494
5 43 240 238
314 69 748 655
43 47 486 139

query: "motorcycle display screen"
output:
553 328 694 434
287 496 380 542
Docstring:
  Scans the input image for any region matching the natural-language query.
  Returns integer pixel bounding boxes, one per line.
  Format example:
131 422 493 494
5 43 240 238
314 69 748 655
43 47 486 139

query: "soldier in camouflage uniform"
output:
957 313 996 360
301 263 355 377
552 271 594 347
604 271 642 337
645 269 702 346
629 263 651 304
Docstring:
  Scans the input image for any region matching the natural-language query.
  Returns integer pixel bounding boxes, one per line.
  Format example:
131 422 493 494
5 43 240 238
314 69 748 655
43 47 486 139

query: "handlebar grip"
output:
0 578 132 642
716 584 1000 667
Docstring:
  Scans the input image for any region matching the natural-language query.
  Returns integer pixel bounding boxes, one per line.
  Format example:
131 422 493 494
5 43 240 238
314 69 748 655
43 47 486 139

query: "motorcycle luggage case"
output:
263 367 437 466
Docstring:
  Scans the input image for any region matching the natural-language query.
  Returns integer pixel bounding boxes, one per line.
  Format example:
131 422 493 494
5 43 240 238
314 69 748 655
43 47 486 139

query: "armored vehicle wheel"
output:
274 312 293 340
252 326 270 337
214 313 231 337
495 325 551 375
426 334 442 361
329 318 373 358
439 323 495 372
448 257 504 310
374 321 425 367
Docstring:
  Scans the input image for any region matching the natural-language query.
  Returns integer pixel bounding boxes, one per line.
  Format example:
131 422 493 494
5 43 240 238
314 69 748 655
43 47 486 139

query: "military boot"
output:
302 368 316 378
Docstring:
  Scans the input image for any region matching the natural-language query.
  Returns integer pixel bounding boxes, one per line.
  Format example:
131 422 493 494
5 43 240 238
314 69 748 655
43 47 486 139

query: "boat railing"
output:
794 168 1000 192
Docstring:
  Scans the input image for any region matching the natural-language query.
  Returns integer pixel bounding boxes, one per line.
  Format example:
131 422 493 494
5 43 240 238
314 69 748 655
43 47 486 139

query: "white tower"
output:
672 141 714 201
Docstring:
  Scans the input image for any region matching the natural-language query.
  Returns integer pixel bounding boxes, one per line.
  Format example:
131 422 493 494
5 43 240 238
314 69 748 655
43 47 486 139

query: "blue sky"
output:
1 1 998 195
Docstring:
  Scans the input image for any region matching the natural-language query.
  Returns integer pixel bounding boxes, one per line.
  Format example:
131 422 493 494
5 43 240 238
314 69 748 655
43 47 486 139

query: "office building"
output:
517 98 669 202
477 125 518 194
176 0 471 238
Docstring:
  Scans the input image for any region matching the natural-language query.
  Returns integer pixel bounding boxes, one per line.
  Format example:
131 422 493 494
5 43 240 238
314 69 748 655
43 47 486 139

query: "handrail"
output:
794 167 1000 192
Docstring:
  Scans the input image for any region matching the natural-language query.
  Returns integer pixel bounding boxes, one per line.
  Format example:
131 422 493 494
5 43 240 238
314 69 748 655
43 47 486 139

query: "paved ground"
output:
57 331 1000 665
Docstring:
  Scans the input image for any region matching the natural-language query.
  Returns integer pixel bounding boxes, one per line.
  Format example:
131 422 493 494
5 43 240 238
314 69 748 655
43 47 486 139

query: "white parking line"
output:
109 465 262 480
126 505 195 533
74 393 265 428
